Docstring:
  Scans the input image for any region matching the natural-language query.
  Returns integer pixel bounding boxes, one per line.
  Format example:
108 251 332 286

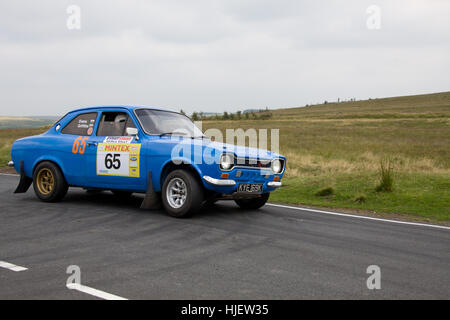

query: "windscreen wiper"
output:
159 131 188 137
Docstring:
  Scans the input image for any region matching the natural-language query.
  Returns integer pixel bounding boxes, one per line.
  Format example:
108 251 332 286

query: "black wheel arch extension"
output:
32 159 68 184
14 160 32 193
159 161 204 190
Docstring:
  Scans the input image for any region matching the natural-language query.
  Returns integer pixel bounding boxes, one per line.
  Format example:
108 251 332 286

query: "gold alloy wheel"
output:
36 168 55 195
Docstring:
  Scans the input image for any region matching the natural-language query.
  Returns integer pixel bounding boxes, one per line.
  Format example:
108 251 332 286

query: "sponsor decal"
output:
96 143 141 178
77 119 89 129
103 136 133 144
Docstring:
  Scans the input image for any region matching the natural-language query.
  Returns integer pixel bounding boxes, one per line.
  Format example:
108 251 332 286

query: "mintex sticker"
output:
103 136 133 144
96 143 141 177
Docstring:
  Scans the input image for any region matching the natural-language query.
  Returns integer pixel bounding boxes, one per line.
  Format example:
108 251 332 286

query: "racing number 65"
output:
105 153 121 169
72 136 88 154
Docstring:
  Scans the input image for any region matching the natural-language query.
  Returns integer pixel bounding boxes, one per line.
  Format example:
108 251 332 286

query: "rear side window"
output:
61 112 98 136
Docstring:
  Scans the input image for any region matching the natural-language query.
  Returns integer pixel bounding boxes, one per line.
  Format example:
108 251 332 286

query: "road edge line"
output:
267 203 450 230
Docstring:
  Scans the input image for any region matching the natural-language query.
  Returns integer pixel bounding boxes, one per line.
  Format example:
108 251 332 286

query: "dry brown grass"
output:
283 151 450 177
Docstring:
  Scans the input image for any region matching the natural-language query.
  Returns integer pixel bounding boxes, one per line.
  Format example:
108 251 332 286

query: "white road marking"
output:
0 261 28 272
0 173 19 177
67 283 128 300
267 203 450 231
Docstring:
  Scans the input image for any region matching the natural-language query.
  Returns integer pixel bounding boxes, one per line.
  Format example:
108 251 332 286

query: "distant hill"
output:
269 91 450 119
0 116 58 129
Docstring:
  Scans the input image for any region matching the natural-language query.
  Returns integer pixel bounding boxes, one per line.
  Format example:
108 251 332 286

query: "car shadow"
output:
56 189 259 219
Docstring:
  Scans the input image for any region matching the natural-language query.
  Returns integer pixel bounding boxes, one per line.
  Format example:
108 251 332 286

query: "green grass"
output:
269 172 450 222
315 186 335 197
0 128 45 167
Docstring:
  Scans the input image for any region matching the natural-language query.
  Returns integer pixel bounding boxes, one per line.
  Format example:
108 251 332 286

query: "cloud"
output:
0 0 449 116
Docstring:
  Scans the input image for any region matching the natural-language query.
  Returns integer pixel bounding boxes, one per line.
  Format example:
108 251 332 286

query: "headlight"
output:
271 159 283 173
220 154 234 170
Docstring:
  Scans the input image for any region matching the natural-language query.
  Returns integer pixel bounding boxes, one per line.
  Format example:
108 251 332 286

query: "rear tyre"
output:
235 193 270 210
162 169 204 218
33 161 68 202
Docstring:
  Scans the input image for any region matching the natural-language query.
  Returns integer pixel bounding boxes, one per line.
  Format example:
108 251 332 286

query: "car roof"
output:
68 105 175 114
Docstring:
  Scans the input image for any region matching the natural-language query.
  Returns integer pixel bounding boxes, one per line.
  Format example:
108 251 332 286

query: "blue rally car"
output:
9 106 286 217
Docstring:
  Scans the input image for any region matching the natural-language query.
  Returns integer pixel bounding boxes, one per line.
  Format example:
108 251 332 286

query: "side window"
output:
61 112 97 136
97 112 136 137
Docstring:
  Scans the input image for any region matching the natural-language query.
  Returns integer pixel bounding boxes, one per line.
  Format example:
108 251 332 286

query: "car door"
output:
58 111 99 186
83 109 146 191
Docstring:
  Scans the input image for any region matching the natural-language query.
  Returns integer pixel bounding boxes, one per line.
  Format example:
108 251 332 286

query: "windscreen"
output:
135 109 204 137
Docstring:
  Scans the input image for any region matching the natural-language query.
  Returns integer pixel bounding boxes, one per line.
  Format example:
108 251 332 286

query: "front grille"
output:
236 170 267 181
235 157 272 169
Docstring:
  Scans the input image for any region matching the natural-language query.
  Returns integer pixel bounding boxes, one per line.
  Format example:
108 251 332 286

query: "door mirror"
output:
126 127 138 136
126 127 139 140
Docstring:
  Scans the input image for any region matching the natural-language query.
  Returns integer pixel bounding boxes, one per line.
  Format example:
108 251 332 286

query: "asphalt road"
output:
0 174 449 299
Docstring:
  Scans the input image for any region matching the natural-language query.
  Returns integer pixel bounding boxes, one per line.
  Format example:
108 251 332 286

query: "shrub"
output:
375 158 394 192
354 194 367 203
259 113 273 120
315 186 334 197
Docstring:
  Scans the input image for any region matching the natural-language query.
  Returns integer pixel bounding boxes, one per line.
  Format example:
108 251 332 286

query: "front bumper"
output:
203 175 236 186
203 175 283 189
267 181 282 188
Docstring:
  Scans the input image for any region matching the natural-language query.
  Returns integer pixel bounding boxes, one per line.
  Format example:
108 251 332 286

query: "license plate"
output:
237 183 263 193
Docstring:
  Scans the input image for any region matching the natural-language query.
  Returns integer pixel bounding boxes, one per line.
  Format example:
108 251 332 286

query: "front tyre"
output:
235 193 270 210
162 170 204 218
33 161 68 202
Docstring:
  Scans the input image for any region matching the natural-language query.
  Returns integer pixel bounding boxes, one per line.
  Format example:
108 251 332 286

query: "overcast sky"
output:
0 0 449 116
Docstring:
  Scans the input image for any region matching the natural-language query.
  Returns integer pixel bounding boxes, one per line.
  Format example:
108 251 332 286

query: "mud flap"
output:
140 171 162 210
14 161 32 194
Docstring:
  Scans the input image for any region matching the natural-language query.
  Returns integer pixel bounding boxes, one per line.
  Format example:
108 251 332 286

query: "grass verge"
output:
269 172 450 223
